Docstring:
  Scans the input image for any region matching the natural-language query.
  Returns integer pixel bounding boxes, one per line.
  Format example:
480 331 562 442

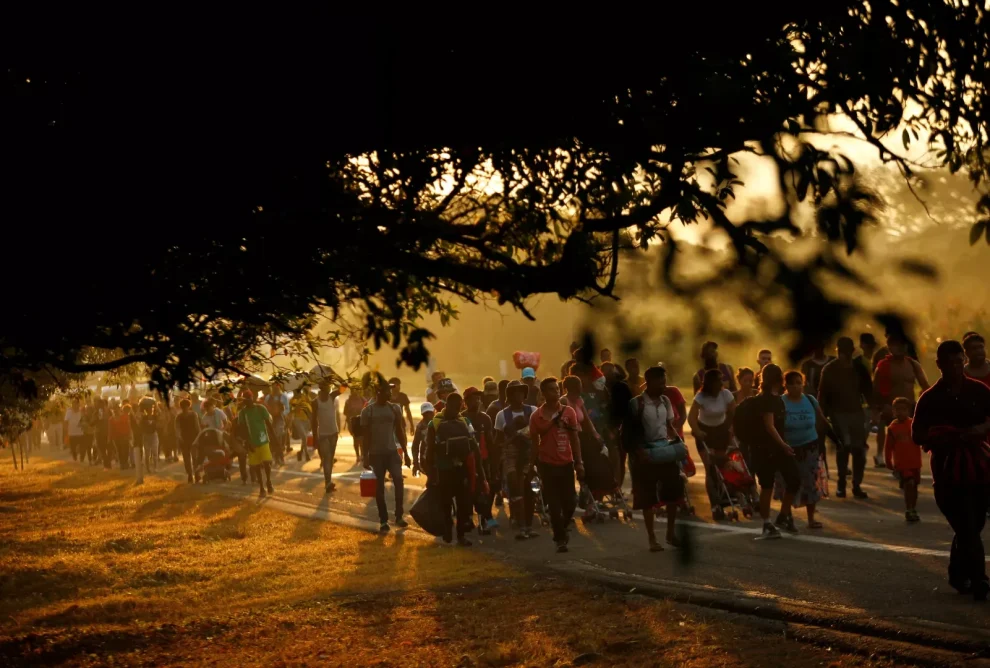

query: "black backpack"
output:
733 396 762 446
431 416 474 465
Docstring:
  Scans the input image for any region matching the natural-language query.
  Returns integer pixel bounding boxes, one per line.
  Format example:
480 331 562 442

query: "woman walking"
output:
688 368 737 519
775 370 829 531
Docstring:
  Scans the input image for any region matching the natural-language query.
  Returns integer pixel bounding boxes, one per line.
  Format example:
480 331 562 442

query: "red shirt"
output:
884 418 922 471
530 405 578 465
663 386 687 439
966 367 990 389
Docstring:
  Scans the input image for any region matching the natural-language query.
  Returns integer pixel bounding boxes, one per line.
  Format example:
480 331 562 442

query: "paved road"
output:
74 427 990 641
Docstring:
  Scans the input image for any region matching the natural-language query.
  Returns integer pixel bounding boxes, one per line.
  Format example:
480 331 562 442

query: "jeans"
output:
369 450 404 523
179 438 203 479
143 433 159 472
538 462 577 543
935 484 990 587
317 434 339 485
97 433 113 469
69 435 88 461
114 437 132 469
46 424 63 451
831 412 867 490
438 467 473 540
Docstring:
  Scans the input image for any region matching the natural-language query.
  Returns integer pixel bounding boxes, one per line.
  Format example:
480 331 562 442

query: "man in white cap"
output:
521 367 541 406
411 402 436 477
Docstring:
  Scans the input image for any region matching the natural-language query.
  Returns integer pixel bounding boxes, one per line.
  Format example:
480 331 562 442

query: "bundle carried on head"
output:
513 351 541 370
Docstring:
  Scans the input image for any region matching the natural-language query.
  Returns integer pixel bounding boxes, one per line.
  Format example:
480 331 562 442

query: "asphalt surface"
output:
47 426 990 643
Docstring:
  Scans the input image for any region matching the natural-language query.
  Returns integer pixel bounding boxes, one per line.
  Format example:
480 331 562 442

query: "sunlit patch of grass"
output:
0 459 896 667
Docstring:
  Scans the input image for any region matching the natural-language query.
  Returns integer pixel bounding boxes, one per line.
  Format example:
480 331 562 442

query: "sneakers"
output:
755 522 783 540
486 518 500 530
259 489 267 499
187 475 194 483
835 488 846 499
267 482 275 494
556 542 569 553
852 487 869 500
515 528 538 541
380 523 390 534
906 510 921 523
394 517 409 529
457 537 473 547
325 482 336 494
774 514 799 534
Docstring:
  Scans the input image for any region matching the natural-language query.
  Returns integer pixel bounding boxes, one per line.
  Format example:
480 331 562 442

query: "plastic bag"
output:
410 487 448 537
512 351 541 370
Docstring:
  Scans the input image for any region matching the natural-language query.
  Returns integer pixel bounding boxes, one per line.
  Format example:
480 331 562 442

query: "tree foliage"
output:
4 3 989 422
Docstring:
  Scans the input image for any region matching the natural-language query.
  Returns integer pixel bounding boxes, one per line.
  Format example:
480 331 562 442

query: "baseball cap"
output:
437 378 455 393
420 402 435 415
463 386 482 401
521 367 537 379
484 380 498 393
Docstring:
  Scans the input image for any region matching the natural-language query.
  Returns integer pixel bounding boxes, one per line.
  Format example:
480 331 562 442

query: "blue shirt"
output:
783 394 818 446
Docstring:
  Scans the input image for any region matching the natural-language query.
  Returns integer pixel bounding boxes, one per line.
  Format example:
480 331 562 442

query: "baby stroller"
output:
709 445 757 521
529 475 551 529
578 434 632 523
197 429 232 483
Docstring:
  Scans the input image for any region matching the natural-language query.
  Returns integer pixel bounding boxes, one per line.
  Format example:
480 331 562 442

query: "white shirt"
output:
693 389 735 427
632 393 671 442
314 395 339 435
494 409 527 432
64 408 84 437
200 408 227 431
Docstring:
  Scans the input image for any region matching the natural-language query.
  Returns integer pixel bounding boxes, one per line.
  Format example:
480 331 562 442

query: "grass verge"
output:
0 458 898 667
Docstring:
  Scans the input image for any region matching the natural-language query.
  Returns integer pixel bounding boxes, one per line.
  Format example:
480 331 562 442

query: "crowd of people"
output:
19 328 990 602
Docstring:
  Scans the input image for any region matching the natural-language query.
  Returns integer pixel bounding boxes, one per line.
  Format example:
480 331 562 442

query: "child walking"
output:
884 397 922 522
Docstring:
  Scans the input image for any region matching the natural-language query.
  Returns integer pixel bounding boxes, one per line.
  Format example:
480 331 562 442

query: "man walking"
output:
312 381 343 493
818 337 873 498
360 377 409 533
912 340 990 601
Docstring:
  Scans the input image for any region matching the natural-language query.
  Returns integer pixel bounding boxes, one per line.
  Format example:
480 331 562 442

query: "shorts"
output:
880 401 915 424
896 468 921 488
753 445 800 494
247 443 273 467
629 455 684 510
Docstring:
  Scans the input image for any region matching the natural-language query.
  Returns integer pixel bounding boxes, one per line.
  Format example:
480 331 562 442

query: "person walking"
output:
424 392 487 546
175 399 202 483
873 332 930 468
912 340 990 601
108 403 135 470
818 337 874 499
622 365 685 552
237 390 276 498
360 378 409 533
463 387 497 533
496 380 539 539
775 370 829 531
312 381 343 493
693 341 737 394
528 378 583 553
884 397 923 522
688 368 737 520
747 364 800 540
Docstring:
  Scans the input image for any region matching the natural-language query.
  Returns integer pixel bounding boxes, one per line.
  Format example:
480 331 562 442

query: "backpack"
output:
733 396 761 446
431 416 474 466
